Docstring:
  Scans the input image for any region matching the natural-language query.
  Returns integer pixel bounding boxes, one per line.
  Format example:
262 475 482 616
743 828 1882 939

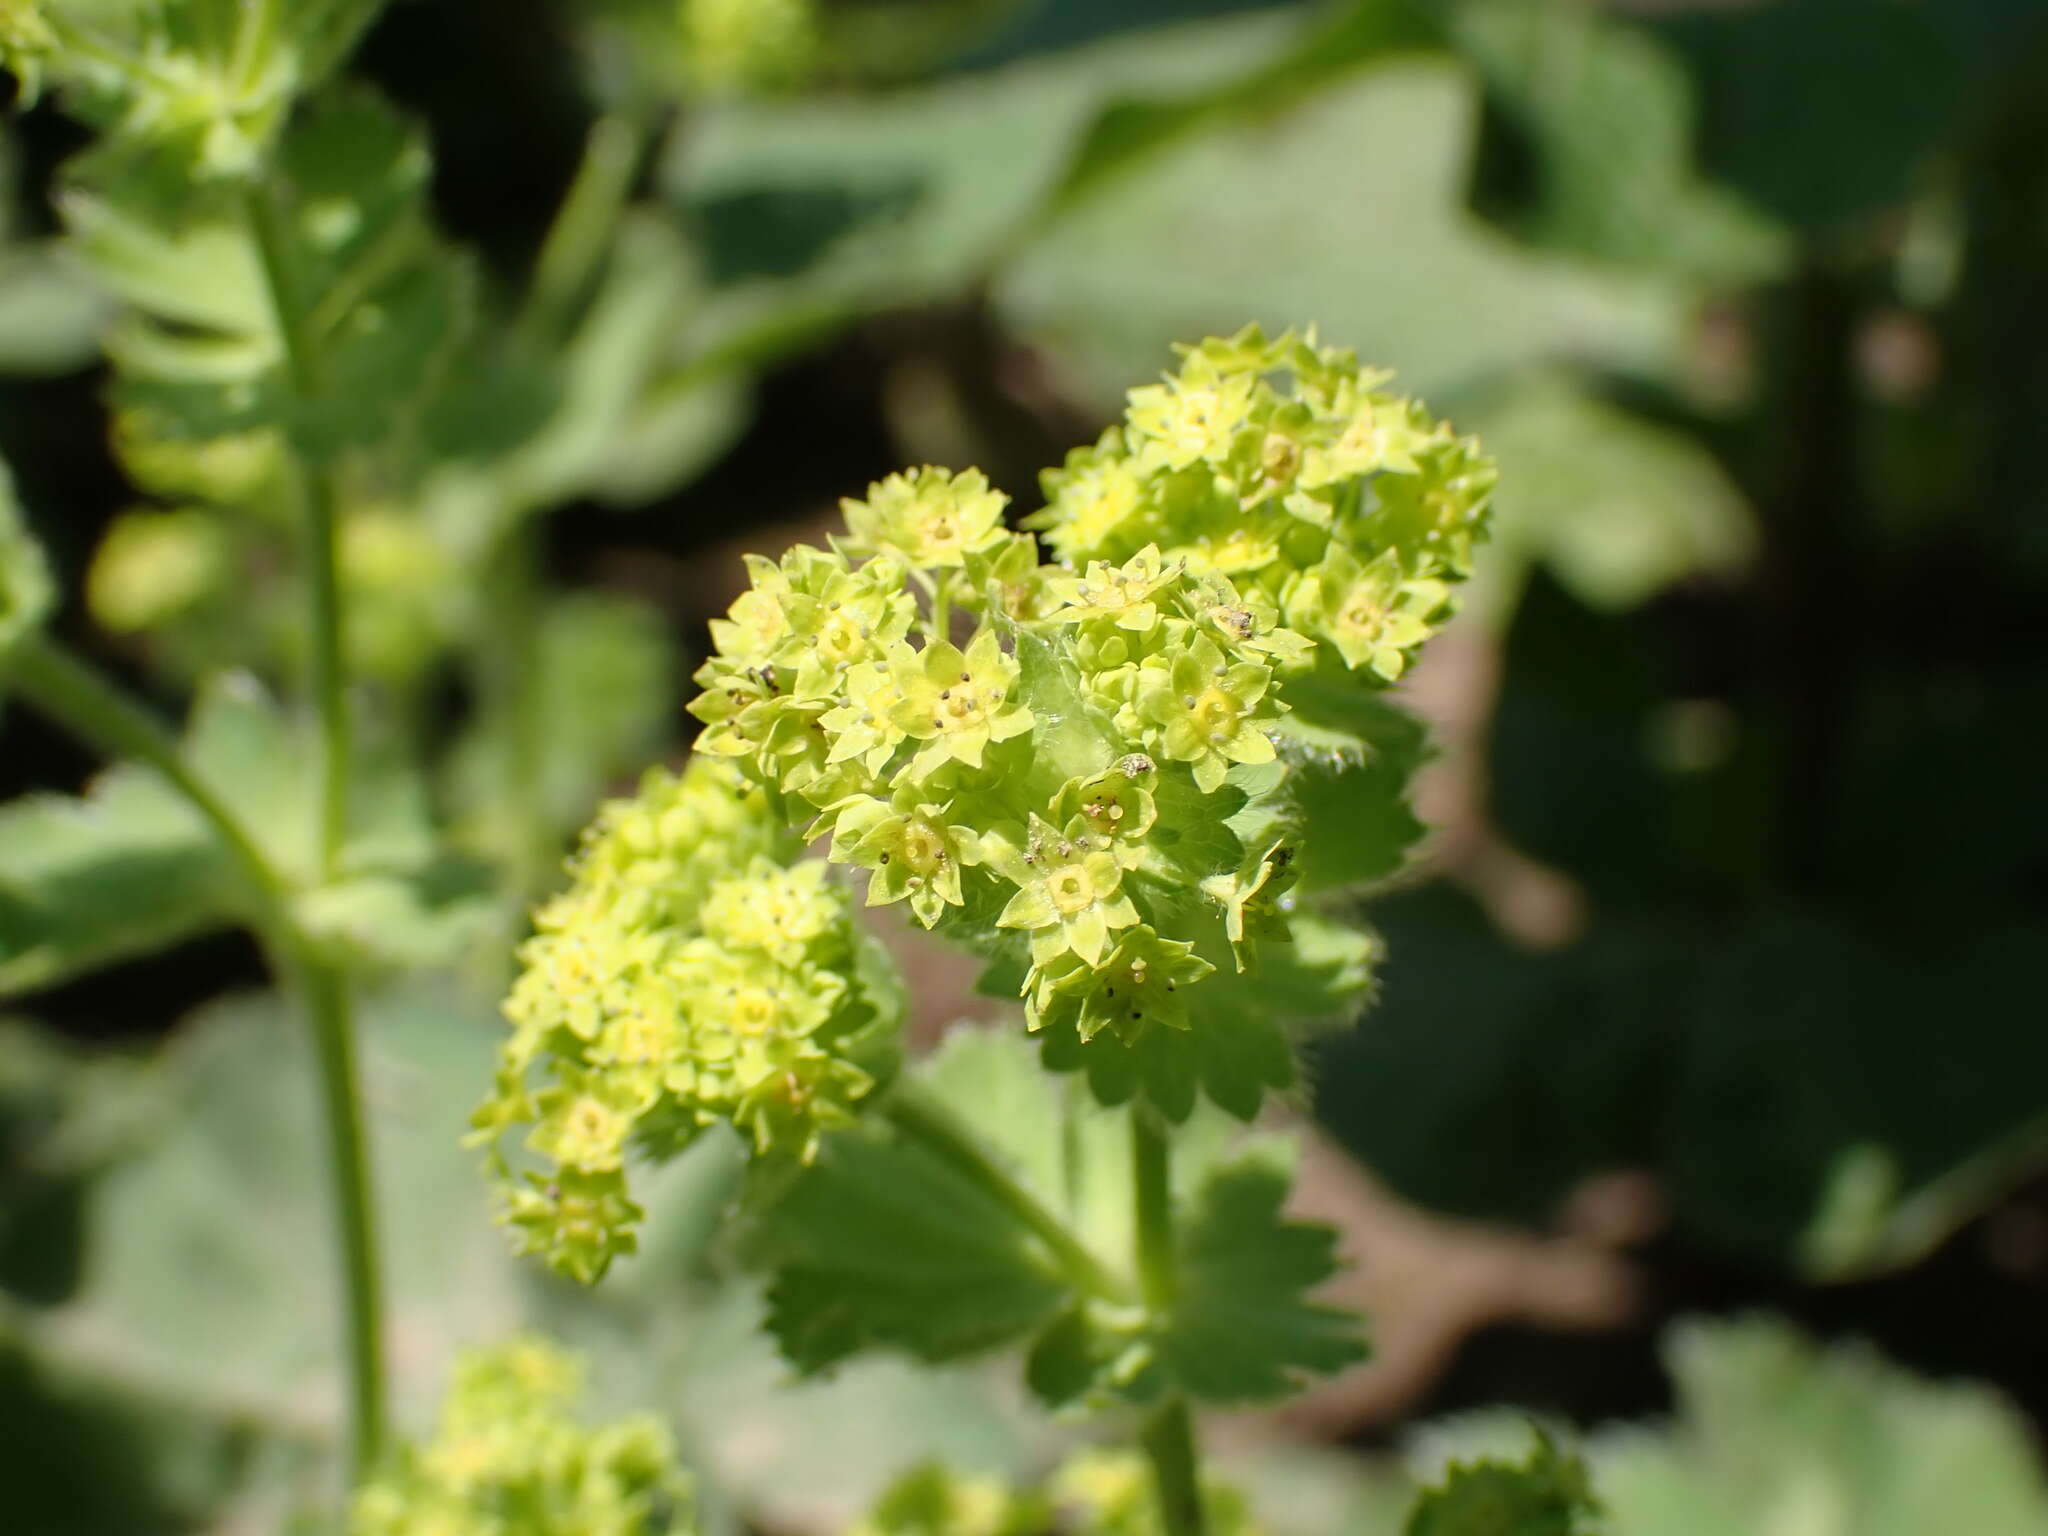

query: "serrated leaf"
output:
1404 1430 1601 1536
62 89 471 461
1152 1142 1366 1403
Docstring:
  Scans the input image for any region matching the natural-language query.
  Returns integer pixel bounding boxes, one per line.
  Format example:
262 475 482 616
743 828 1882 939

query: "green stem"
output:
1132 1109 1205 1536
295 954 385 1480
7 634 387 1481
241 178 386 1487
480 523 551 906
884 1084 1131 1304
518 112 648 344
244 182 349 876
5 635 290 912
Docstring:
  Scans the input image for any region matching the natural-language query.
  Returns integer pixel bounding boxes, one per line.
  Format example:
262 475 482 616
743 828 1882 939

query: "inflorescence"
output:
477 327 1494 1280
351 1337 692 1536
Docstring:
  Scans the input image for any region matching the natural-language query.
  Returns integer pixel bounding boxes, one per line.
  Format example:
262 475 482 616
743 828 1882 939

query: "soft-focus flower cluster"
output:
351 1336 691 1536
682 330 1493 1072
473 758 901 1281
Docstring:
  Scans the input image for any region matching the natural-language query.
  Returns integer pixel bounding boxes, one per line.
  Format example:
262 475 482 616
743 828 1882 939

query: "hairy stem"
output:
1133 1110 1206 1536
884 1084 1131 1304
242 179 386 1485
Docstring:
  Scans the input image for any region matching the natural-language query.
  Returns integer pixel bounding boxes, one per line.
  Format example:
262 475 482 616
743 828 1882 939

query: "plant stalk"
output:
6 633 387 1479
884 1083 1131 1304
244 181 349 876
1132 1109 1206 1536
242 179 387 1486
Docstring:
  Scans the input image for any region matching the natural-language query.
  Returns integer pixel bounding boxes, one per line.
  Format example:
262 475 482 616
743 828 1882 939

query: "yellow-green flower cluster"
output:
351 1336 691 1536
681 353 1491 1077
1030 325 1495 684
475 757 901 1281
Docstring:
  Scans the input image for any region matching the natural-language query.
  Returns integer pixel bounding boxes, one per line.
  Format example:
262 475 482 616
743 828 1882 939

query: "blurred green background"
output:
3 0 2047 1530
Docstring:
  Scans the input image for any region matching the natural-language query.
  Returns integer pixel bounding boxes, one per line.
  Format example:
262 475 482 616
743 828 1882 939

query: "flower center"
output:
940 687 985 726
898 819 947 875
1048 863 1097 916
1191 686 1241 741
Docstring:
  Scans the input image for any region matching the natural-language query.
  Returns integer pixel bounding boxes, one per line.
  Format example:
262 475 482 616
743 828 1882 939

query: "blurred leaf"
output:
674 11 1313 305
61 89 472 462
0 246 108 375
24 981 522 1446
1001 61 1680 409
0 758 239 997
447 591 679 846
0 674 481 995
1473 375 1754 611
1454 0 1786 282
1588 1317 2048 1536
1029 0 1440 222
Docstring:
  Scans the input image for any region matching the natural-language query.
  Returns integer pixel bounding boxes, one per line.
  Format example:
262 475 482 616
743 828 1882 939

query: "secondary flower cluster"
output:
351 1337 691 1536
472 758 900 1280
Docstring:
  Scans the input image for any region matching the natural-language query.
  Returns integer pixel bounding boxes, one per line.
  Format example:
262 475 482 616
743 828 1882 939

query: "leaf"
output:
1454 0 1786 282
0 761 240 997
1151 1142 1366 1402
1030 0 1441 222
1403 1429 1601 1536
0 456 54 668
1274 676 1431 893
999 60 1681 410
446 591 681 847
0 674 481 996
25 983 524 1431
743 1119 1074 1373
1029 1141 1366 1409
743 1028 1254 1378
61 88 472 461
1472 376 1755 611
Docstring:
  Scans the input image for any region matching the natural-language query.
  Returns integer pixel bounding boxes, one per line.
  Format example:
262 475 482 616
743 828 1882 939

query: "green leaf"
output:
1274 675 1431 893
743 1028 1258 1380
0 760 239 997
1149 1141 1366 1403
446 591 680 846
1030 0 1441 222
999 60 1680 410
1454 1 1786 283
62 88 472 461
1404 1429 1602 1536
0 673 482 995
0 457 53 670
1472 376 1754 612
